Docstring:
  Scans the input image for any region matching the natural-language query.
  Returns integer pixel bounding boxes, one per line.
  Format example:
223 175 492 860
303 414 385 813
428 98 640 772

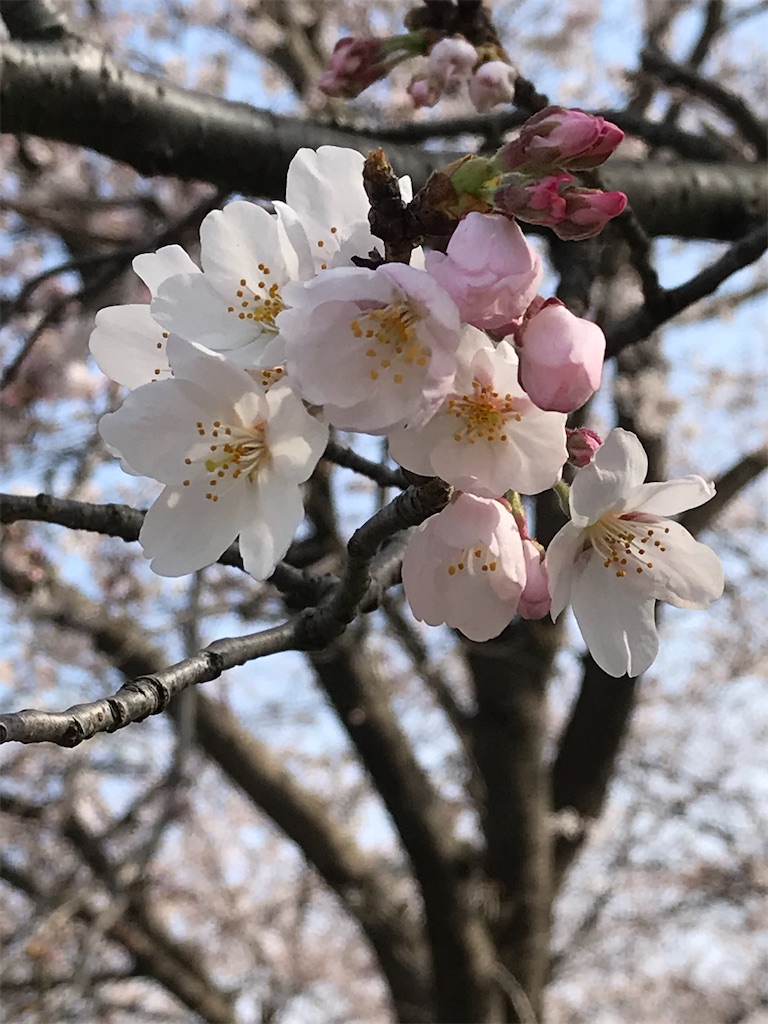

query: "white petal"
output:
165 335 267 410
441 567 519 642
199 201 289 293
133 245 200 296
286 147 370 234
624 476 716 517
265 384 328 481
89 305 171 388
240 477 304 580
273 201 314 280
545 522 585 620
570 428 648 525
99 378 231 483
140 482 248 576
152 274 270 358
571 556 659 677
639 520 724 608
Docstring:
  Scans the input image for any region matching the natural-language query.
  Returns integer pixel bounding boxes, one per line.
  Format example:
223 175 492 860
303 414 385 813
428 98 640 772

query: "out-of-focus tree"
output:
1 1 766 1022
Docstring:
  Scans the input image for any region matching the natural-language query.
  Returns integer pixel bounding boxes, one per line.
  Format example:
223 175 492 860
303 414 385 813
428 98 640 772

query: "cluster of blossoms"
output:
318 31 517 114
92 122 723 678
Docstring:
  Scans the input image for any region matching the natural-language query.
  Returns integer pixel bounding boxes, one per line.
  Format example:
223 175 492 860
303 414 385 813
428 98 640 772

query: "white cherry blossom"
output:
150 200 298 369
402 493 527 642
89 244 199 388
98 337 328 580
388 329 567 496
277 262 462 434
547 428 724 677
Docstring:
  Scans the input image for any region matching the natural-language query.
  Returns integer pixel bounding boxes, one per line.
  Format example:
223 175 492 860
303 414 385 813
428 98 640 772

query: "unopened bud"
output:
566 427 603 467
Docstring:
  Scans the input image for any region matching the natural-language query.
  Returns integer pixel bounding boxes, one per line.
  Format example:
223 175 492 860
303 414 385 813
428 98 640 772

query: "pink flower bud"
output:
469 61 517 112
565 427 603 467
518 539 551 619
493 172 573 226
501 106 624 174
428 36 478 86
318 37 387 98
551 186 627 240
515 298 605 413
408 75 442 108
425 212 542 330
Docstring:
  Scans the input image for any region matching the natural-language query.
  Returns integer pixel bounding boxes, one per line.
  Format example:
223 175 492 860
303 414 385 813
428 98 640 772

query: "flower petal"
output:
241 477 305 580
638 520 724 609
570 427 648 525
99 378 231 483
152 273 265 355
133 245 200 296
624 476 716 517
139 481 248 576
199 201 289 293
89 305 171 388
545 522 585 620
571 555 659 677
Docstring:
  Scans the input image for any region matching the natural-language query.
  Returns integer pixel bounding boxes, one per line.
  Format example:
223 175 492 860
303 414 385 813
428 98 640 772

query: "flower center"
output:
226 270 286 330
446 543 498 576
182 418 270 501
350 302 429 384
586 512 670 578
446 378 522 443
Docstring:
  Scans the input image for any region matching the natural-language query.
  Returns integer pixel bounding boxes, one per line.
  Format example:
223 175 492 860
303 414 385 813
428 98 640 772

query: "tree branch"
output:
310 631 498 1023
1 40 765 240
641 44 768 157
0 0 73 42
606 223 768 357
0 559 431 1021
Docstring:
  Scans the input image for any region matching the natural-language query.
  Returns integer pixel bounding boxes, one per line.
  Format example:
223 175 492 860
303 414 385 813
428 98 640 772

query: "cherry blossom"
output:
98 337 328 580
566 427 603 467
469 61 517 112
149 200 299 370
425 212 542 331
273 146 388 280
277 262 462 434
401 493 527 642
547 428 724 677
513 297 606 413
318 34 425 98
427 37 478 87
493 173 627 241
501 106 624 174
89 244 199 388
388 329 568 497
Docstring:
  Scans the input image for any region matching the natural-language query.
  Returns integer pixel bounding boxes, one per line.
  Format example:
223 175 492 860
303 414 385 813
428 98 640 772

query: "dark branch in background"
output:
605 223 768 357
0 0 72 41
1 189 226 391
311 630 498 1023
1 41 765 240
0 557 430 1021
550 447 768 886
641 44 768 158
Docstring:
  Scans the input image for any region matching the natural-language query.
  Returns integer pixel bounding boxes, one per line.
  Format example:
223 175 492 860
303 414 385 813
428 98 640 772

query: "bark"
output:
1 39 766 240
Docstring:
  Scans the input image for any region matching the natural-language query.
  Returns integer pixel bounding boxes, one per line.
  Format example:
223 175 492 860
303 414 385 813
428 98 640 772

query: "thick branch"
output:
1 40 765 240
466 618 561 1021
311 633 497 1022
